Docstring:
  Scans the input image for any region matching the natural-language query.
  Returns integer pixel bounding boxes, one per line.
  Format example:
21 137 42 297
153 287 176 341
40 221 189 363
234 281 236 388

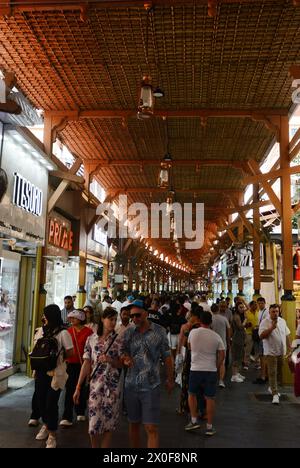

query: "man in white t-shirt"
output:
185 311 225 436
259 304 291 405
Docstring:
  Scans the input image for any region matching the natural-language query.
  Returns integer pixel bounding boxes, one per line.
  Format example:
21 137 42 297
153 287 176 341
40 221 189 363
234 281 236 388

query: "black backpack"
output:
29 332 61 372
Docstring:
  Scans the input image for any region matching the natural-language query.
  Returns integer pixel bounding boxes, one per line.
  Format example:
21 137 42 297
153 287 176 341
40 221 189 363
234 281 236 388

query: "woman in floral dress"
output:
73 307 123 448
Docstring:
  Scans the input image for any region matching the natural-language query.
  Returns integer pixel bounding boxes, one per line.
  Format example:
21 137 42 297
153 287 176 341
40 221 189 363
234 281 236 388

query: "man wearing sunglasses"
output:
121 299 174 448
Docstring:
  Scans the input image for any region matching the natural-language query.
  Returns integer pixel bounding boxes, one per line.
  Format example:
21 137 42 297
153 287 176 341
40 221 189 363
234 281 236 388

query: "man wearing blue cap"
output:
121 299 174 448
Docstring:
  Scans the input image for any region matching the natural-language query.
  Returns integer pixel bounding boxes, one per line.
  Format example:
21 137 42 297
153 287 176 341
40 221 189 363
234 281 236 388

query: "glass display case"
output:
45 258 79 309
0 253 20 371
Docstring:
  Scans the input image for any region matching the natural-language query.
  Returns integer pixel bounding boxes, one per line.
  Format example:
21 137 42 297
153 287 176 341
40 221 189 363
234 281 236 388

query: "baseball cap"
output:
128 299 145 310
127 295 135 302
121 301 131 311
67 310 86 322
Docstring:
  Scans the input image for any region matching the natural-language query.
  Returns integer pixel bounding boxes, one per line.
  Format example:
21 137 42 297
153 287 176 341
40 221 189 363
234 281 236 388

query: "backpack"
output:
29 333 60 372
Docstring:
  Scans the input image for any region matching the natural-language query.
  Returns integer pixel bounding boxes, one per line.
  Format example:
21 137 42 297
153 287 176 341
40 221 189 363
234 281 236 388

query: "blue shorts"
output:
188 371 218 399
124 387 160 425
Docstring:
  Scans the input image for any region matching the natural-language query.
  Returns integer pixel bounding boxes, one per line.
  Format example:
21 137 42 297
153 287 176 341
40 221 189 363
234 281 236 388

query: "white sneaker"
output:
268 387 281 397
219 380 226 388
231 375 244 383
59 419 73 427
272 394 280 405
36 425 48 440
237 373 246 381
76 415 86 422
28 419 39 427
46 434 57 448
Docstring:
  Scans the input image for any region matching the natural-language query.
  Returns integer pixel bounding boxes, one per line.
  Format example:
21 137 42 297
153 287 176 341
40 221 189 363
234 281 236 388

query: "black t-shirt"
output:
169 315 187 335
148 309 162 326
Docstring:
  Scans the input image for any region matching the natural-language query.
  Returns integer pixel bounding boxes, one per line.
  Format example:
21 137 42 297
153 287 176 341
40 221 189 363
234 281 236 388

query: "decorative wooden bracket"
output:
247 159 282 216
226 195 261 242
251 114 280 142
86 191 120 235
44 110 79 156
48 157 82 213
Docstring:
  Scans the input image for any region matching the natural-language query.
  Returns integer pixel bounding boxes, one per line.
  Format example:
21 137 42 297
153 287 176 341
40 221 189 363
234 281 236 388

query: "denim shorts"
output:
124 386 160 425
188 371 218 399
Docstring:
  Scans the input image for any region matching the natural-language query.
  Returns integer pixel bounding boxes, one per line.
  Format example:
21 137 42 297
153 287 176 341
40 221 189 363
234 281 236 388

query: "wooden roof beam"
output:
44 108 288 120
243 165 300 185
1 0 298 16
106 187 242 195
86 158 245 171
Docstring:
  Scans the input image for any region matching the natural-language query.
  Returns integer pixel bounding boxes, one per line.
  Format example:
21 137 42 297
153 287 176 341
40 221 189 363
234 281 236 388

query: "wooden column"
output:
253 184 261 298
238 193 245 297
102 263 108 289
280 115 296 385
77 255 87 308
280 116 294 298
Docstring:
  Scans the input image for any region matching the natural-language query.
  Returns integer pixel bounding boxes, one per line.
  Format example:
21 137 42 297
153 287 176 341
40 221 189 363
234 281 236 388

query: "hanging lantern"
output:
137 75 154 120
158 167 169 188
158 154 172 188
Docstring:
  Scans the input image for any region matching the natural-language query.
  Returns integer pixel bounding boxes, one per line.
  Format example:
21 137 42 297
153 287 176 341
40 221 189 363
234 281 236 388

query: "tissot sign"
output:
0 128 48 244
13 172 43 216
48 218 73 252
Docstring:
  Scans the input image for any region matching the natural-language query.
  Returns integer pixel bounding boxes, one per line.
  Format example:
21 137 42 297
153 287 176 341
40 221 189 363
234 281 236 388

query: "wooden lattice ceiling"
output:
0 0 299 272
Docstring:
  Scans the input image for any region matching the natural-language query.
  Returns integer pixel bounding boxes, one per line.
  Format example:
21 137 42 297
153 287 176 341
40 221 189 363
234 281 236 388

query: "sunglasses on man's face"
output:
130 313 142 319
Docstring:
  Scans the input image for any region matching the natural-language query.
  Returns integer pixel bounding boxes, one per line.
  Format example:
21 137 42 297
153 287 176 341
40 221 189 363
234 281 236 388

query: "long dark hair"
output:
43 304 63 335
97 306 117 336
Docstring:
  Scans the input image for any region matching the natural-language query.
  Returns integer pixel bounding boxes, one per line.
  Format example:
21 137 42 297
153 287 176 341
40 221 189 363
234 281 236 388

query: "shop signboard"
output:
0 128 48 244
46 212 73 258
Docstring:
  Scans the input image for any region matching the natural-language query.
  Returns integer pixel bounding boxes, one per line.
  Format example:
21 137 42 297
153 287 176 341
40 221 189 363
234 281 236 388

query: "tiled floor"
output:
0 369 300 448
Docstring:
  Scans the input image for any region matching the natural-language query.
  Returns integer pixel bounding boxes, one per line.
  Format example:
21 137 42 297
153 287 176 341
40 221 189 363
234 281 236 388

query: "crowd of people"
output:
27 289 296 449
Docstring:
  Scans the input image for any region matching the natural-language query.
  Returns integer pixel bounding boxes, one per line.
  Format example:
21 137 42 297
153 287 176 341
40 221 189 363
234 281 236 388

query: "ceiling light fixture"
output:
137 5 164 121
158 154 172 189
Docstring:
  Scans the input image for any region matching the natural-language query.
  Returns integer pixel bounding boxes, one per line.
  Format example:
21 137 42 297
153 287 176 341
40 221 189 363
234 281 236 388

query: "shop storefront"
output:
44 192 111 309
44 211 78 309
0 124 53 388
224 246 253 302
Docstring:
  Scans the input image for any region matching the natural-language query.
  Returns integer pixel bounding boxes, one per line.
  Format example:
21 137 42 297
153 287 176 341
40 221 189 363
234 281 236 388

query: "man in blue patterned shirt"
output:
122 299 174 448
